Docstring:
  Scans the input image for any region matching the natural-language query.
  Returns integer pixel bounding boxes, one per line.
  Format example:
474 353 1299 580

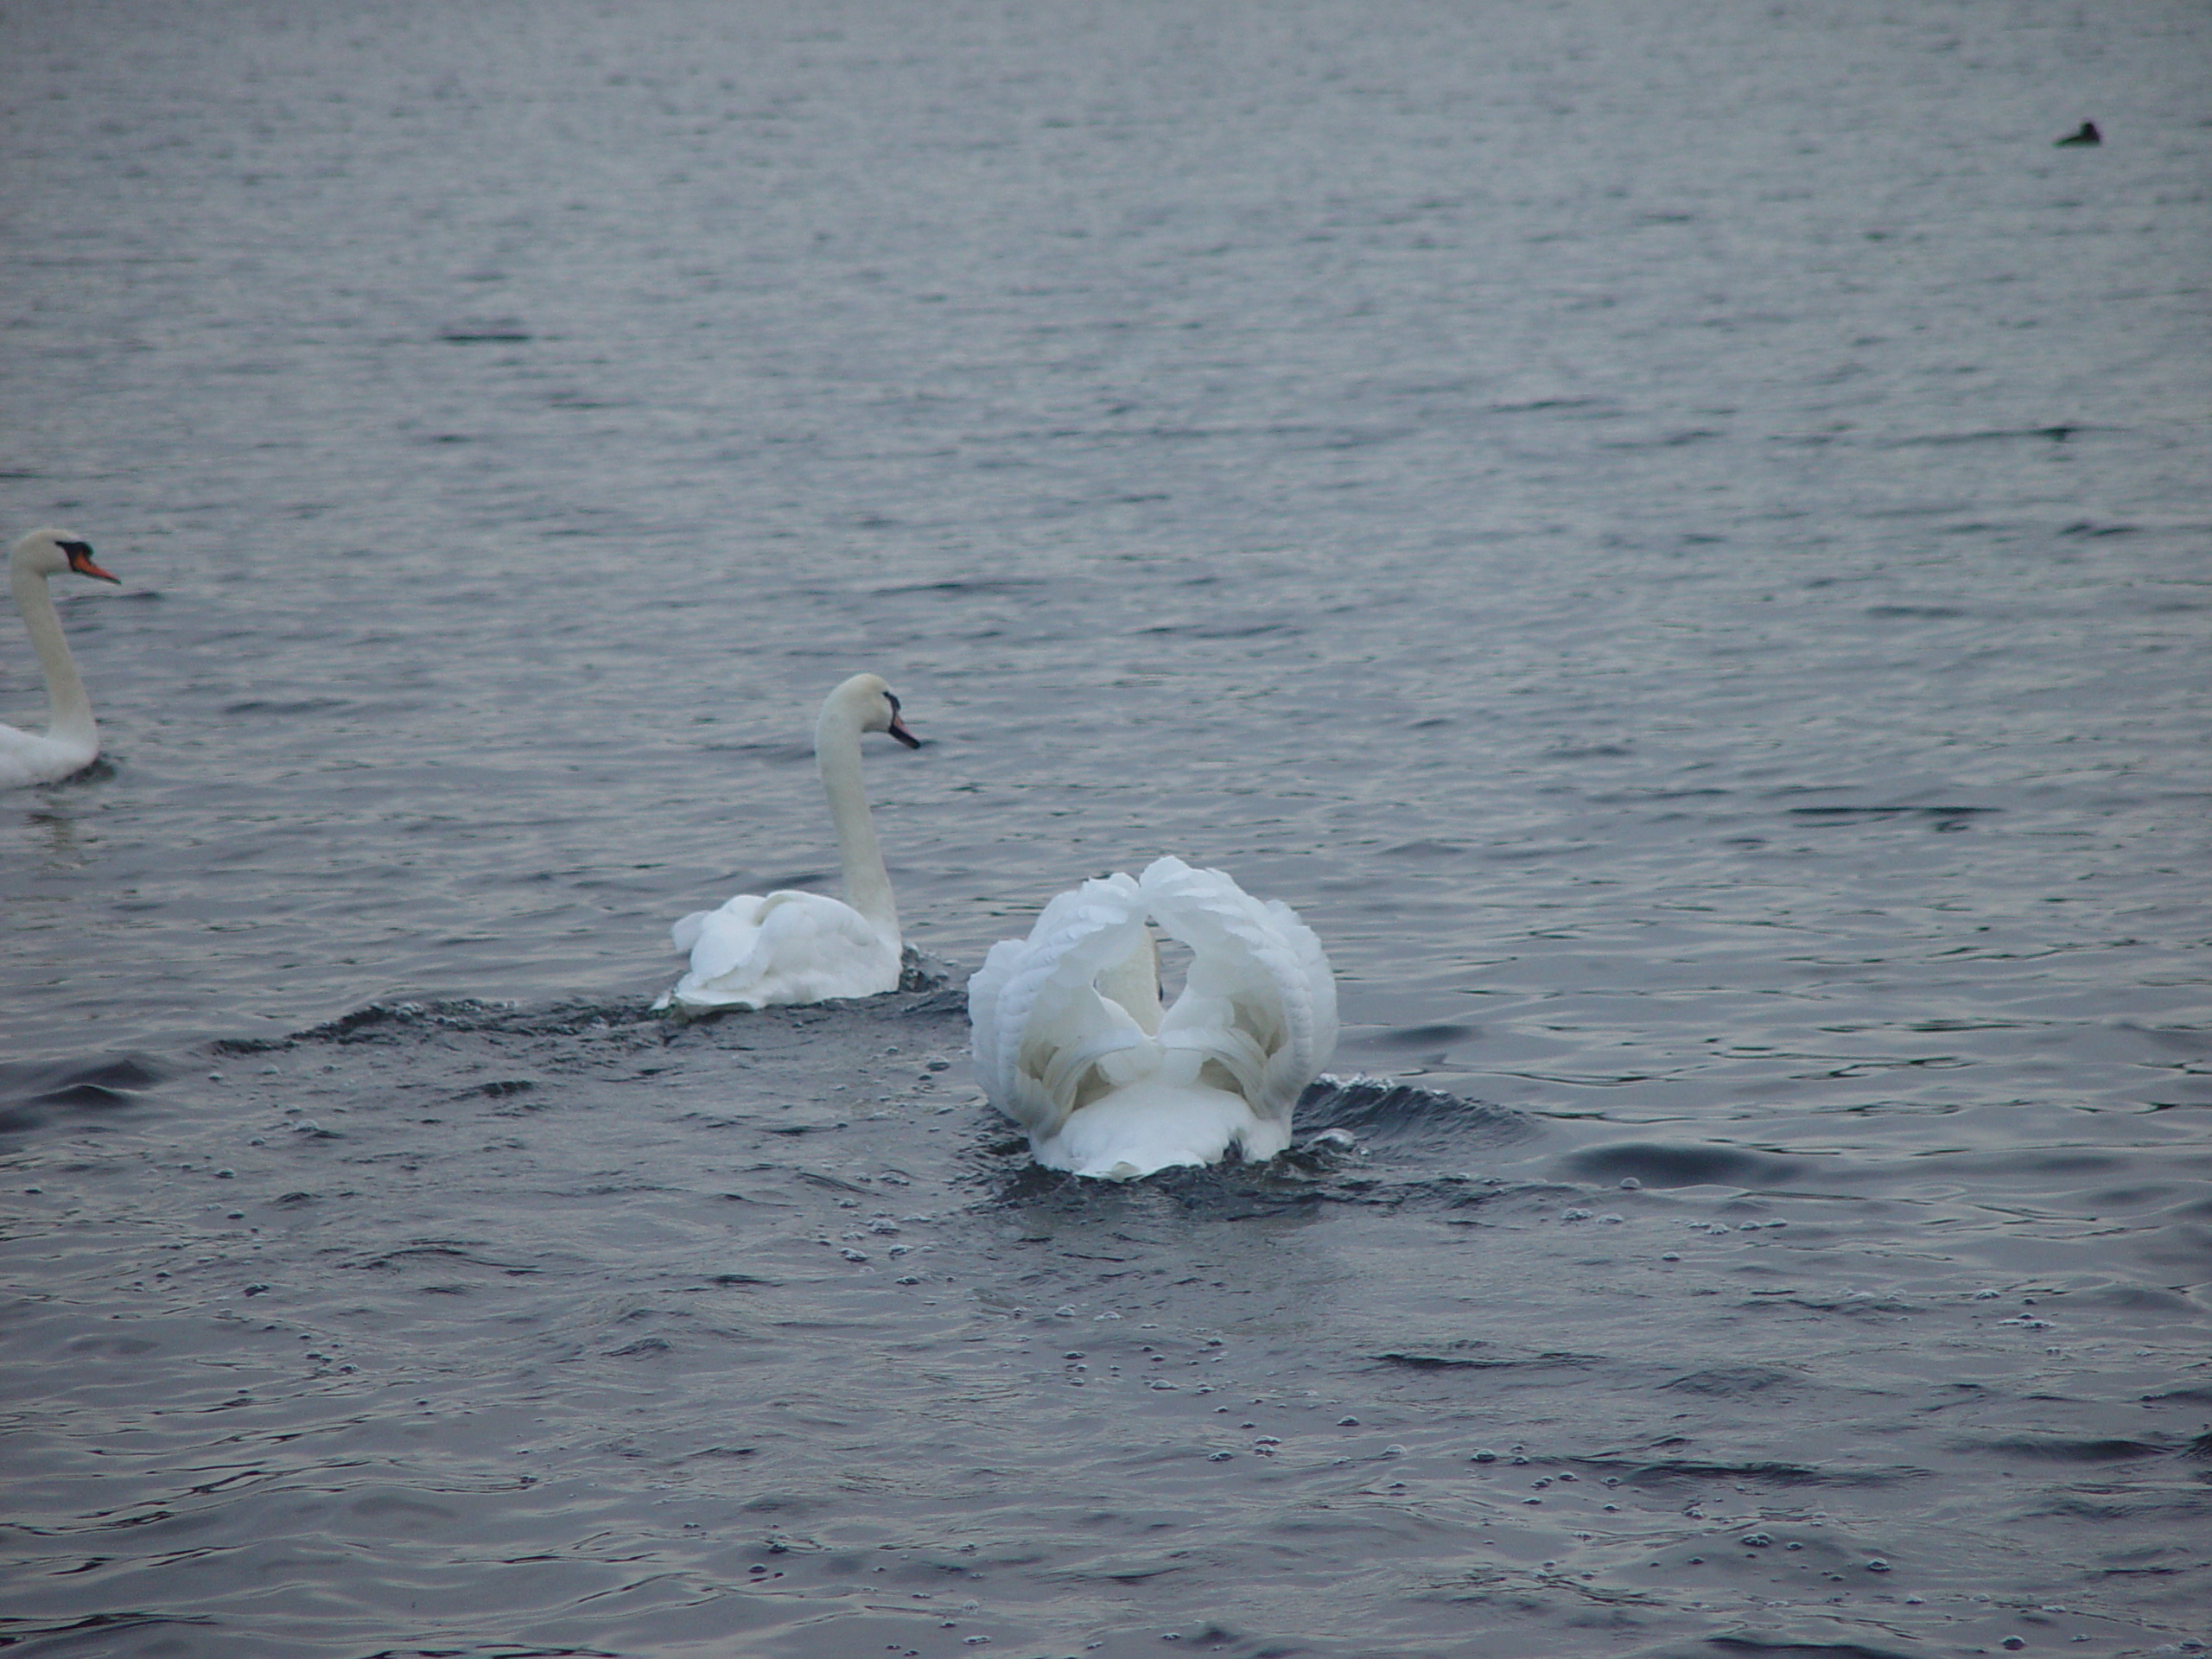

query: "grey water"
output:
3 2 2209 1655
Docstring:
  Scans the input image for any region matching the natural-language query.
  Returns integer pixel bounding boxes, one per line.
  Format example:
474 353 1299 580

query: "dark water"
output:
4 3 2209 1655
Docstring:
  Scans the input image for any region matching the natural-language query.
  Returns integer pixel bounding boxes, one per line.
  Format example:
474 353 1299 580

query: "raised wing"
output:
1141 856 1338 1128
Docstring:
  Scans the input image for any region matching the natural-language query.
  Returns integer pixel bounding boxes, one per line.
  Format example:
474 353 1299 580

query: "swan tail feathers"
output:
1033 1079 1283 1180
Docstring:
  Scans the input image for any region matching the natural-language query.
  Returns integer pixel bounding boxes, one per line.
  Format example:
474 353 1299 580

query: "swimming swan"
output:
655 673 922 1014
969 856 1337 1180
3 528 121 790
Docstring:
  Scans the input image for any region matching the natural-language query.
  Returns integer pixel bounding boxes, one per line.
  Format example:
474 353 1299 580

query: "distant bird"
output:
969 856 1338 1180
3 528 121 789
2055 121 2101 147
656 673 922 1014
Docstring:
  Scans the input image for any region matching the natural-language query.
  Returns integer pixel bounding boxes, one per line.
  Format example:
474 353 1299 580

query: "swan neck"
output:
1096 929 1163 1035
12 560 95 747
817 697 897 937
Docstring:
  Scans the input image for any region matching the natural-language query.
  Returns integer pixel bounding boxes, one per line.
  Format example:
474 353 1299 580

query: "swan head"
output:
11 527 119 585
835 672 922 749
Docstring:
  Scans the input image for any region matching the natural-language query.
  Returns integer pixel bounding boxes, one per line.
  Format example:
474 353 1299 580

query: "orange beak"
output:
65 544 120 584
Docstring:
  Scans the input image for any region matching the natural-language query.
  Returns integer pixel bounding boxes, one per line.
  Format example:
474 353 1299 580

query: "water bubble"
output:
840 1249 868 1262
1662 1252 1681 1262
1338 1415 1359 1426
1866 1558 1891 1573
1740 1532 1772 1548
1470 1450 1497 1463
1618 1177 1642 1190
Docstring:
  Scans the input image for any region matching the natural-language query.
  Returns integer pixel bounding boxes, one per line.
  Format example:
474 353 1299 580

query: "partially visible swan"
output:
4 528 121 790
969 856 1338 1180
655 673 922 1014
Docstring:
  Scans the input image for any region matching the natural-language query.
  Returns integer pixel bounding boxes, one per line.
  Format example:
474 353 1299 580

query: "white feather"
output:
3 528 120 790
656 673 919 1013
969 856 1338 1179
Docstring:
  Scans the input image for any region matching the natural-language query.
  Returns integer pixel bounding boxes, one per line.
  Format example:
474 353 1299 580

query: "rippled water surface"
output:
4 3 2209 1655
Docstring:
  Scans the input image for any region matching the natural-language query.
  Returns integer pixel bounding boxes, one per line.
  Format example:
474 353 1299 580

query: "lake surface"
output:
3 3 2209 1655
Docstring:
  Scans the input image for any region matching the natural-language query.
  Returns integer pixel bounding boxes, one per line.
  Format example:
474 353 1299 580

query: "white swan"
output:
969 856 1338 1180
655 673 922 1014
3 528 121 790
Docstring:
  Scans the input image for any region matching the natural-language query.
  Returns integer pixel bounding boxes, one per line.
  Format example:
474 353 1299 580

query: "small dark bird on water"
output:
2056 121 2101 146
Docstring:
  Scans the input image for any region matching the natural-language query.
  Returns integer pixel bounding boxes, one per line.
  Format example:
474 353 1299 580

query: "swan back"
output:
969 856 1337 1178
